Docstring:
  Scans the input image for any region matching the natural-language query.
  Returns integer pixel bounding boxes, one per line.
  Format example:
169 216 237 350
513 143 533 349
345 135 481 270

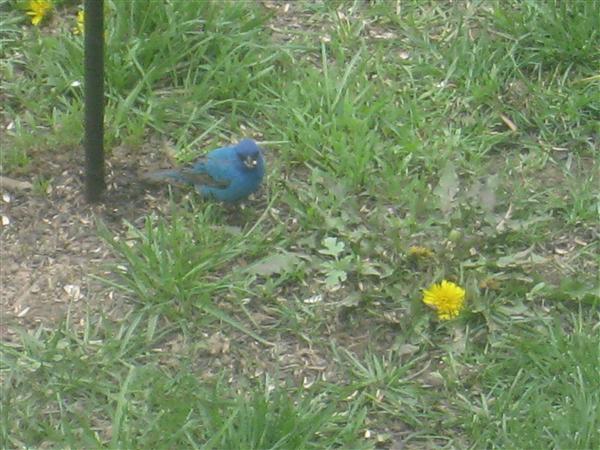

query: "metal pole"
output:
84 0 105 202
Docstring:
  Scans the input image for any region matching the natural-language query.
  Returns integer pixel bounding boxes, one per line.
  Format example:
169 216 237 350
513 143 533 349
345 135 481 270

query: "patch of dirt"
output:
0 139 174 343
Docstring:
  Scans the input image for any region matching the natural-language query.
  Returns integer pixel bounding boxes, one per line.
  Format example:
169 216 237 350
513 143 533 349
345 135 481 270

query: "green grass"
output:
2 0 599 448
459 312 600 449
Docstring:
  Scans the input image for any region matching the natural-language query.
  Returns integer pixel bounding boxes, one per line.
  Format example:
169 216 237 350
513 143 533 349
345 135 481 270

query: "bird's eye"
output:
243 155 258 168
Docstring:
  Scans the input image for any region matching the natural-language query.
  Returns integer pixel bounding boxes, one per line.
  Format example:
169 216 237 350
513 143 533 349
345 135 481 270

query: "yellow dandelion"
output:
422 280 465 320
73 10 84 35
26 0 52 26
408 246 434 259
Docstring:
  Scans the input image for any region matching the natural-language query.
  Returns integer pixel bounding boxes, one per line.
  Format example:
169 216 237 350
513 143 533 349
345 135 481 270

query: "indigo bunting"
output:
143 138 265 203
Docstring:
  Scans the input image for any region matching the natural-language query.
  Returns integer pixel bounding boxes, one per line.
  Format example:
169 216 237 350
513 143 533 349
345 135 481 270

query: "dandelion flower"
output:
408 246 434 259
27 0 52 26
422 280 465 320
74 10 84 35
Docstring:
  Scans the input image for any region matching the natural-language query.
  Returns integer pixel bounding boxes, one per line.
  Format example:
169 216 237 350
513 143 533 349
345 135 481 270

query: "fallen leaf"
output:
247 252 304 276
63 284 83 301
397 344 419 357
304 294 323 304
421 371 445 387
480 175 499 212
434 162 459 215
496 246 547 267
207 332 230 355
500 113 518 132
0 176 33 191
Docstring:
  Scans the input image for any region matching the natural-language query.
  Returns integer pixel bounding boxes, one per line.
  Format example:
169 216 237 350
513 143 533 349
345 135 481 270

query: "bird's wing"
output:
179 168 231 188
141 169 187 183
141 167 230 189
192 153 241 184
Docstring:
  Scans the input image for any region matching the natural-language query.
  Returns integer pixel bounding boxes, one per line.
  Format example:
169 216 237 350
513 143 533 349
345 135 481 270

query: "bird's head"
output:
235 139 264 171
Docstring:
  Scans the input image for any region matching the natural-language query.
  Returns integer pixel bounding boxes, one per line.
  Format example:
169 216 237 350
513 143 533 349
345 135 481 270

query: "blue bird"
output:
143 138 265 203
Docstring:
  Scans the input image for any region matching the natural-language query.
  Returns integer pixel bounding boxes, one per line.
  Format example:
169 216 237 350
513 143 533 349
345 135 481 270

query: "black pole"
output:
84 0 105 202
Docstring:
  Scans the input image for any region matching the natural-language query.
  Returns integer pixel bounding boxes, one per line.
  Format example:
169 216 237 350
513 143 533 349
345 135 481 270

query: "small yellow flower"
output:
73 10 84 35
26 0 52 26
408 246 434 259
422 280 466 320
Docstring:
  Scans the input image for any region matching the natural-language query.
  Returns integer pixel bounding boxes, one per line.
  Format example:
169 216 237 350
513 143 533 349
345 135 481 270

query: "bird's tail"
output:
141 169 188 184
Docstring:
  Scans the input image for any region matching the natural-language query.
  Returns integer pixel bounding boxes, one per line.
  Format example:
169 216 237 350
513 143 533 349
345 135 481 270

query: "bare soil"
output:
1 140 170 342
